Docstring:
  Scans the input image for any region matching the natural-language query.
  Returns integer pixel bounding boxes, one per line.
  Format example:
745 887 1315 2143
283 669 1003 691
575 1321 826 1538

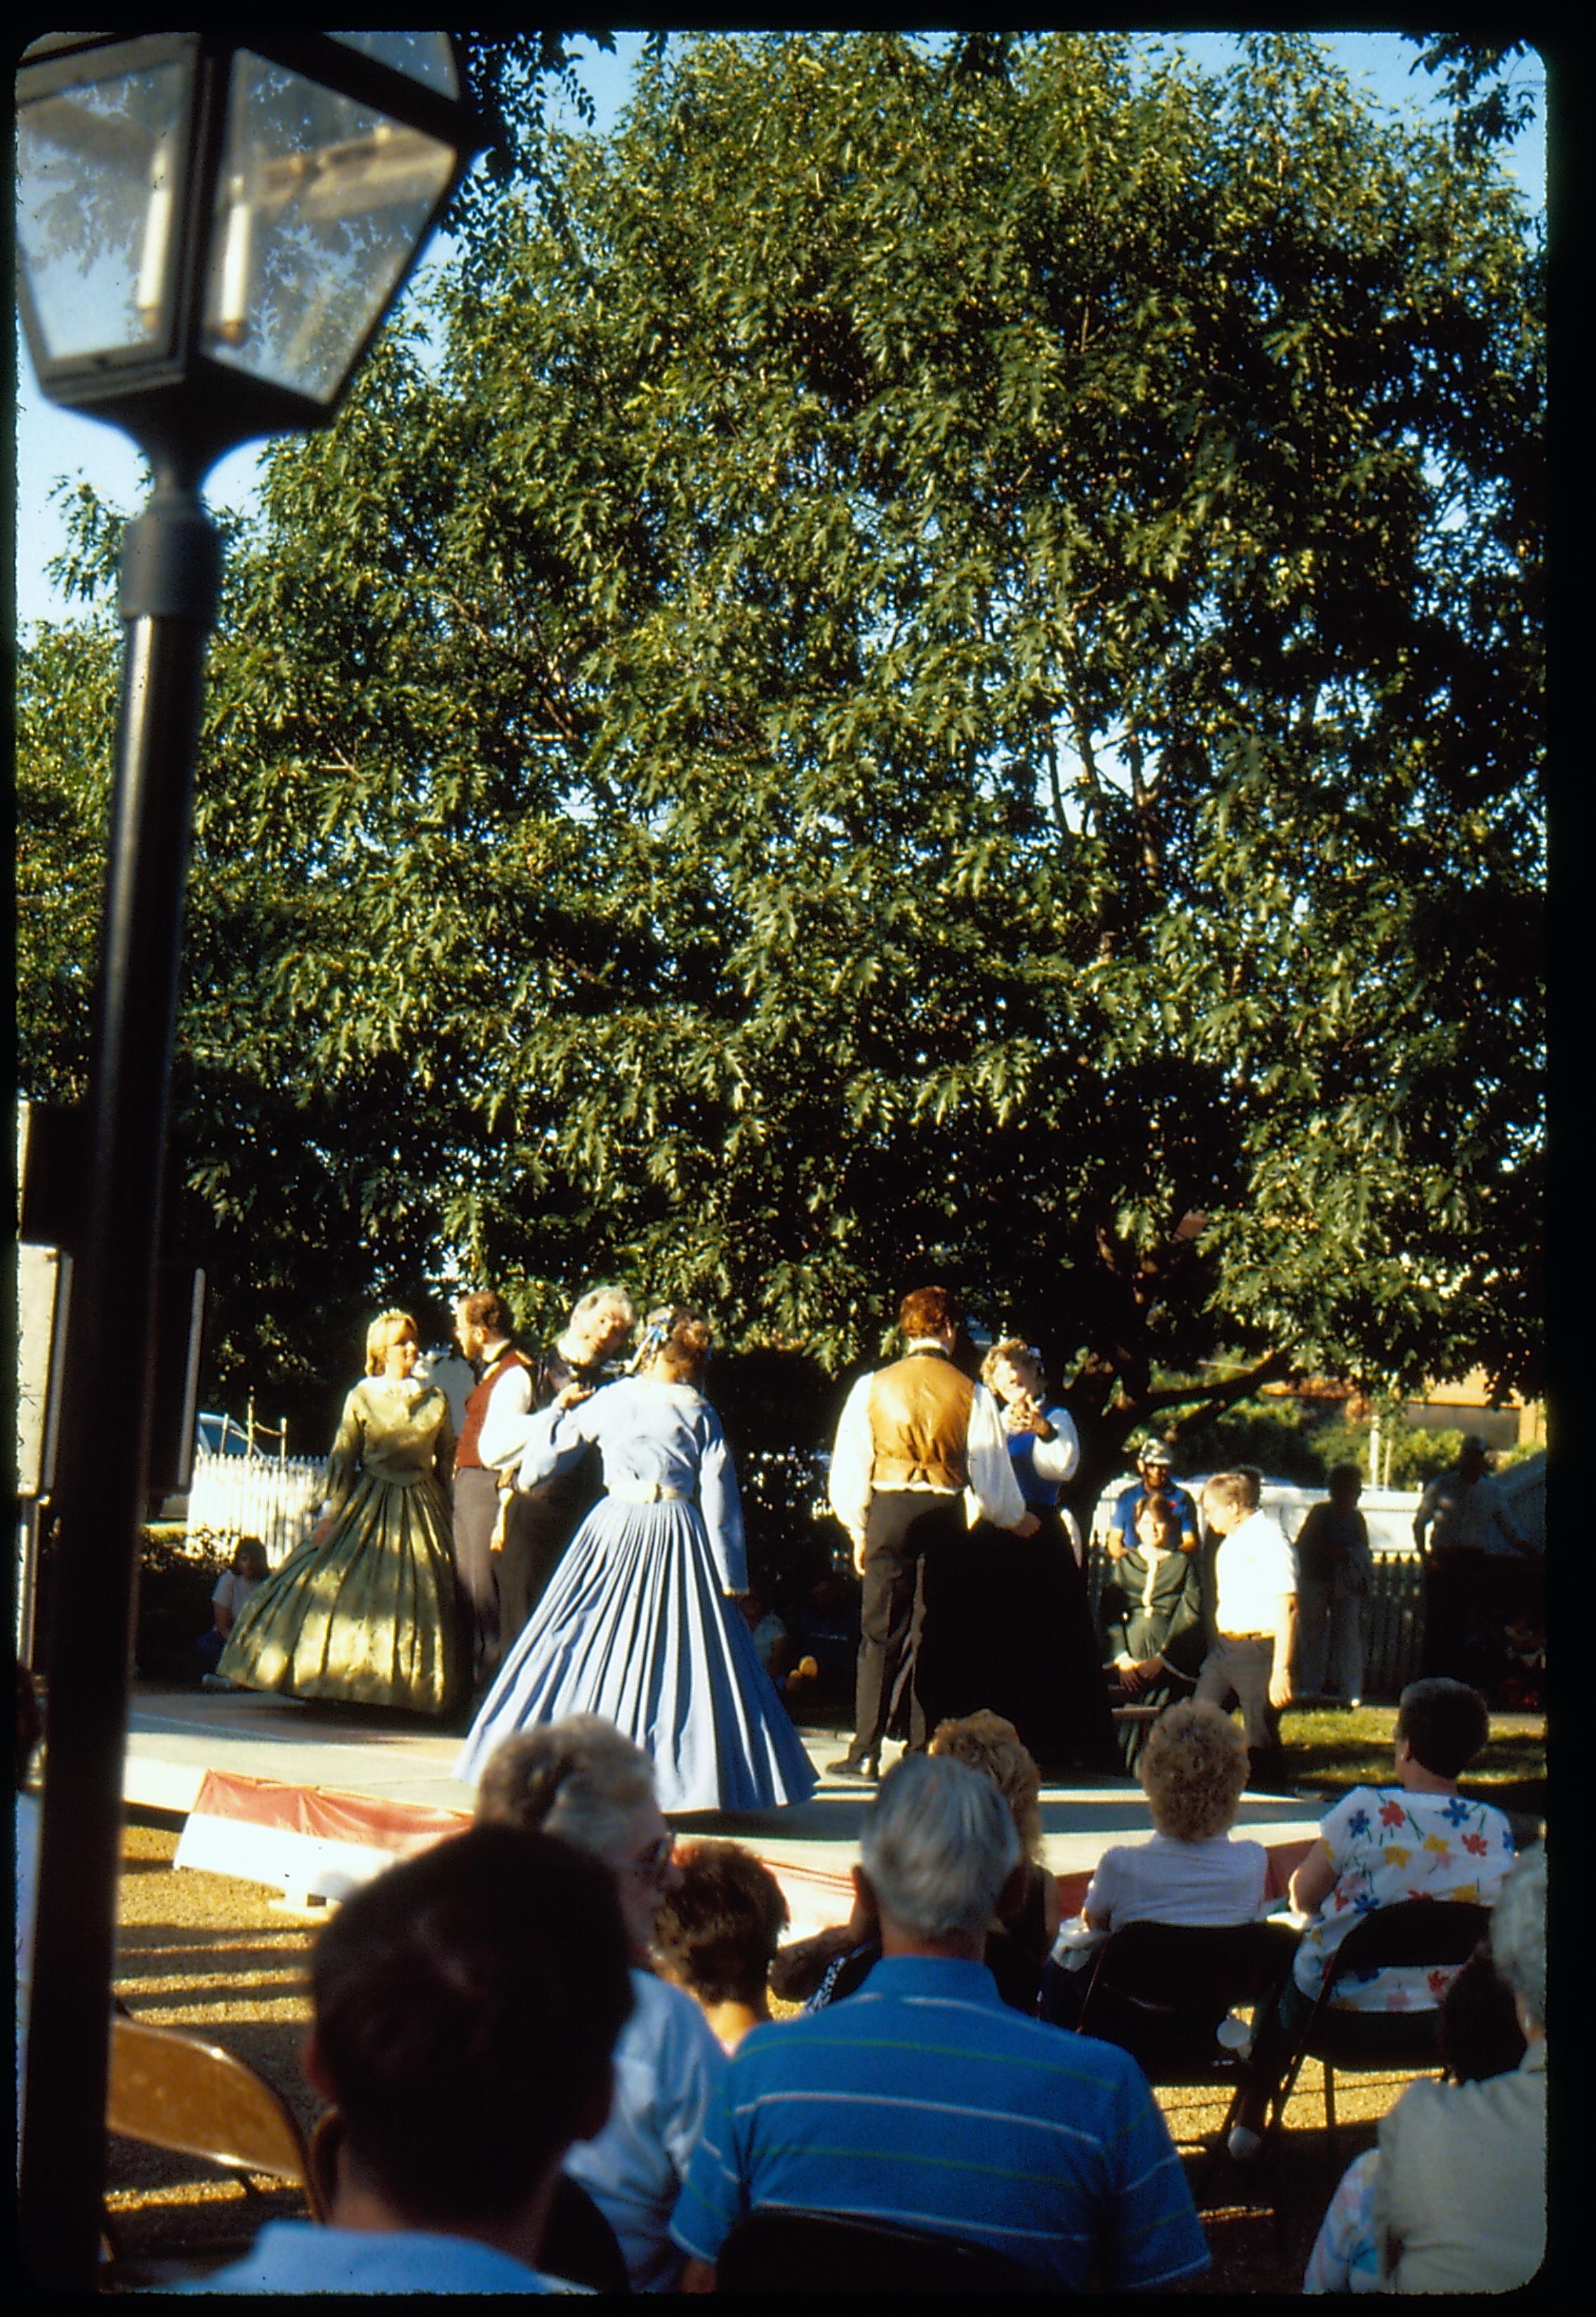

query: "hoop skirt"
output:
454 1376 816 1813
218 1378 461 1715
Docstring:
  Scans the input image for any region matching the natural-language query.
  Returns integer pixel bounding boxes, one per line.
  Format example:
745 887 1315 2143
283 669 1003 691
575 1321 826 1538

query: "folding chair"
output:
101 2012 321 2286
716 2206 1049 2295
1267 1897 1492 2166
1069 1918 1300 2200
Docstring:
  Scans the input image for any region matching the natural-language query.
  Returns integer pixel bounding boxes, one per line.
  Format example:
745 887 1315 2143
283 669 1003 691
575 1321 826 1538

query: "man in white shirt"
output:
1194 1467 1298 1788
452 1290 536 1688
826 1286 1038 1781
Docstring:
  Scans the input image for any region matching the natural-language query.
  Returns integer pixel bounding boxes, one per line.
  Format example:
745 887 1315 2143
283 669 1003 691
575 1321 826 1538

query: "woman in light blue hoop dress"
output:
454 1308 816 1814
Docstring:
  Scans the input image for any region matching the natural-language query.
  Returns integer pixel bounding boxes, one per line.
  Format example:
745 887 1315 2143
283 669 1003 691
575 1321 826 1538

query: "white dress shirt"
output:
826 1345 1027 1536
1415 1470 1527 1558
1213 1508 1298 1635
473 1340 538 1472
1020 1404 1081 1488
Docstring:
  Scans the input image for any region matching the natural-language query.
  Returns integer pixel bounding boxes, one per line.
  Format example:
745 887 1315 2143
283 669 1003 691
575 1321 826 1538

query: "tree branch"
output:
1145 1348 1295 1427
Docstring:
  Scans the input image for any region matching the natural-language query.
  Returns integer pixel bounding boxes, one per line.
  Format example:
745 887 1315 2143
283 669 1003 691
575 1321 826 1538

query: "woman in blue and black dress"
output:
967 1341 1120 1777
454 1306 815 1814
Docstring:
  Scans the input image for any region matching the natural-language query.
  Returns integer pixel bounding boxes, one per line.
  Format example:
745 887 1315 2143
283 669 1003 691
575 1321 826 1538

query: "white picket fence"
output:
185 1449 324 1564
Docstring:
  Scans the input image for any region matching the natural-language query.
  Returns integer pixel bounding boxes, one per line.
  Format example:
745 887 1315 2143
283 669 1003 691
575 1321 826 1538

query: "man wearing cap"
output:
1108 1441 1201 1561
825 1286 1038 1782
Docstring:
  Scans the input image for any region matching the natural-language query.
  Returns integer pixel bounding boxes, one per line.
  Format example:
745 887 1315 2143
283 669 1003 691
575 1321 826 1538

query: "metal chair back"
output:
1274 1897 1494 2151
1076 1917 1299 2083
106 2013 317 2200
100 2013 319 2287
717 2205 1049 2295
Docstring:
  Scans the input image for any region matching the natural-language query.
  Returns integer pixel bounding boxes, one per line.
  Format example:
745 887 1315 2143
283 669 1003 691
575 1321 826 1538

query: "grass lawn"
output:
1282 1703 1546 1829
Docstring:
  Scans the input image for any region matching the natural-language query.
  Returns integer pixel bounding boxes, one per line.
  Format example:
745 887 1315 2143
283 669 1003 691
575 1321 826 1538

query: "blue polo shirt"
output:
669 1955 1209 2293
179 2222 584 2293
1113 1481 1201 1552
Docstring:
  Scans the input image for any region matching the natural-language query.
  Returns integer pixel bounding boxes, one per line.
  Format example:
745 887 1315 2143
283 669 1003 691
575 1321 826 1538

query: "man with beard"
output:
452 1290 536 1691
482 1286 638 1653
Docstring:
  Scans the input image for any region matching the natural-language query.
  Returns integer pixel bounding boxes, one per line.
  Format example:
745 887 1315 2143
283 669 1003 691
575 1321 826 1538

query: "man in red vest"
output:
487 1286 638 1652
825 1287 1038 1780
452 1290 534 1690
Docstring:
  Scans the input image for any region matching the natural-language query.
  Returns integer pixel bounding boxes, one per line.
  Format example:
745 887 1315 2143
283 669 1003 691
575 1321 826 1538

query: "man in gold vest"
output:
825 1286 1038 1780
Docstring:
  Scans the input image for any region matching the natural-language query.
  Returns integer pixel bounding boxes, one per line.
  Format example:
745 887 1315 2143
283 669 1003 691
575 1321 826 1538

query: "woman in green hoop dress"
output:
218 1309 463 1715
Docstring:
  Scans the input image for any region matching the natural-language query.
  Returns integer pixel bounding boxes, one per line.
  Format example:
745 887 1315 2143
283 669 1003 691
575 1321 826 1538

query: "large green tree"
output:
18 32 1543 1500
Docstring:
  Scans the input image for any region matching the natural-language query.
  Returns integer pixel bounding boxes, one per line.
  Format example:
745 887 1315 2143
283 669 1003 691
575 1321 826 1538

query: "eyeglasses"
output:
625 1835 676 1883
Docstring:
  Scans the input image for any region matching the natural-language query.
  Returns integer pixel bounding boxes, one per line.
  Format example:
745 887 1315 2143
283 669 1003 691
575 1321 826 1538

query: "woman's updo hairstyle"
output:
646 1305 713 1385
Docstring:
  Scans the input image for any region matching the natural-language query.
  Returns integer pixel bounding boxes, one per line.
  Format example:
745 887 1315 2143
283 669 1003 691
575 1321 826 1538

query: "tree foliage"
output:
1400 34 1541 159
17 33 1543 1489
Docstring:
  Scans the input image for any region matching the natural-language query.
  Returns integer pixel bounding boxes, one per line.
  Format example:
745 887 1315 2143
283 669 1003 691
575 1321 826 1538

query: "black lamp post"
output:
14 33 478 2290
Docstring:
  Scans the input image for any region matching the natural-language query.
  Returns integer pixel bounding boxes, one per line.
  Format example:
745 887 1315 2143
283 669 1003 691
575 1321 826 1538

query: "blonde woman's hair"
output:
929 1709 1043 1863
980 1339 1041 1392
1137 1698 1251 1841
365 1309 418 1376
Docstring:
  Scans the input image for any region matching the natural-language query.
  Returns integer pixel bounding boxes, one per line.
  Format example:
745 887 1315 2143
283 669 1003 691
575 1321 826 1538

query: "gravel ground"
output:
103 1816 322 2266
95 1809 1427 2292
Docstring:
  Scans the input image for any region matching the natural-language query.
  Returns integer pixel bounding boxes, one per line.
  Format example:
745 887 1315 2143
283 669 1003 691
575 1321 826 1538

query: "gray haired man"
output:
481 1287 638 1653
671 1754 1209 2293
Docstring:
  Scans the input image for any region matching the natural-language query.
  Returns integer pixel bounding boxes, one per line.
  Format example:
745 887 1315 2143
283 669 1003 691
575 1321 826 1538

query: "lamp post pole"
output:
13 34 479 2288
18 468 223 2292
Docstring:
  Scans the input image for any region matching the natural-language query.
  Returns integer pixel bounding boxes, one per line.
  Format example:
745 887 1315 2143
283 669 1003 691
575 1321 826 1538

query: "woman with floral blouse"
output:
1227 1677 1517 2158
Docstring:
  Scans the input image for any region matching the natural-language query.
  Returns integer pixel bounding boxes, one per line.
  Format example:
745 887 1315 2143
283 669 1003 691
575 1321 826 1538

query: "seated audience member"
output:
791 1576 858 1690
1496 1611 1545 1712
1229 1677 1517 2157
1436 1939 1529 2086
475 1716 727 2292
1303 1842 1545 2295
189 1825 633 2292
1099 1493 1206 1769
737 1587 818 1698
654 1840 790 2052
739 1586 791 1679
198 1538 269 1680
669 1752 1211 2295
767 1877 878 2011
930 1710 1060 2010
1041 1698 1267 2028
772 1710 1059 2016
